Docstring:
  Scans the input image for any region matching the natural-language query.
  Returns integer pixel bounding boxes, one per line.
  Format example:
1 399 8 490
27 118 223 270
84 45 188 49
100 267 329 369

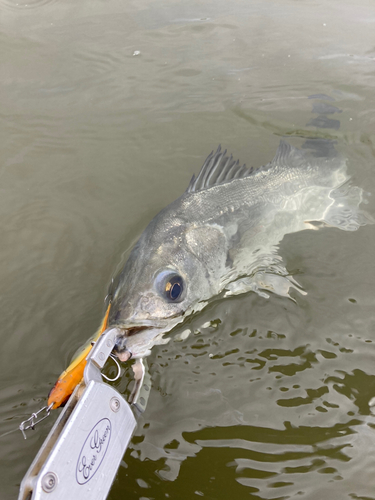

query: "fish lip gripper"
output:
18 327 150 500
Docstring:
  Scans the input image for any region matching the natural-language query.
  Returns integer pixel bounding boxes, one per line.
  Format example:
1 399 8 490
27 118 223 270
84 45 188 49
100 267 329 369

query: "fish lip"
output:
112 315 184 359
124 325 150 337
113 318 167 330
113 321 177 360
112 324 159 355
112 313 183 332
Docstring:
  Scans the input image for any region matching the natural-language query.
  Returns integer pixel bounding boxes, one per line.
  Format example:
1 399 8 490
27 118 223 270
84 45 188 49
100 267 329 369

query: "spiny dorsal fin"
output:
187 145 254 193
186 141 304 194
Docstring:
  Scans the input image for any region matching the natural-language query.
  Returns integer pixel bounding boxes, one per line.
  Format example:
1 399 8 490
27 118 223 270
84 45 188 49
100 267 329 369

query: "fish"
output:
48 140 372 408
109 140 371 360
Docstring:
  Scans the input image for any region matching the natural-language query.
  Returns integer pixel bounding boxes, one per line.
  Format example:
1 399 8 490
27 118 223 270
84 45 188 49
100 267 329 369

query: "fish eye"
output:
165 276 183 301
155 271 184 302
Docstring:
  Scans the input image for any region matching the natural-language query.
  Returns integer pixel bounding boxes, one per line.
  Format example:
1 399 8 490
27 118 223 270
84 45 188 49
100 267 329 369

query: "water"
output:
1 0 375 498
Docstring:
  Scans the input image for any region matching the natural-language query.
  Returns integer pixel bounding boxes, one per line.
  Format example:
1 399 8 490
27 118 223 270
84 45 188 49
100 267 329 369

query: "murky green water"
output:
1 0 375 498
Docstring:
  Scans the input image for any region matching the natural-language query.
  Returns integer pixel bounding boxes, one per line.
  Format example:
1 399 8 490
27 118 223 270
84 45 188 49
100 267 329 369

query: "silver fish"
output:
109 141 371 361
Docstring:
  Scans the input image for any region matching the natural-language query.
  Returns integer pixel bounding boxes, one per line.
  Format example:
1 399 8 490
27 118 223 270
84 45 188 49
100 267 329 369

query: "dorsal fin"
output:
186 141 304 194
186 145 254 193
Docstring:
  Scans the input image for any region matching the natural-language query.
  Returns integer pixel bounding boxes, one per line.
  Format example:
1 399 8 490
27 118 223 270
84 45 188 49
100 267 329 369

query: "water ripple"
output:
0 0 56 10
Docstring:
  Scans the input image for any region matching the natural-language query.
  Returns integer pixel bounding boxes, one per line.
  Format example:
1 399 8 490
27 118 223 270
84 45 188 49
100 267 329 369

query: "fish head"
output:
108 216 227 359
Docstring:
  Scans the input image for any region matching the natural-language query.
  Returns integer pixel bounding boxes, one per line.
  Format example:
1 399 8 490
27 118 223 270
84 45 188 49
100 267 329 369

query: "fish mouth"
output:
112 318 181 361
112 326 149 361
122 326 150 337
113 314 179 330
113 324 161 361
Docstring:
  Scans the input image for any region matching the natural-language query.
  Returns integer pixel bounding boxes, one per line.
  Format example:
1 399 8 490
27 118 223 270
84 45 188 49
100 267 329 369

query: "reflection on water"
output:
1 0 375 499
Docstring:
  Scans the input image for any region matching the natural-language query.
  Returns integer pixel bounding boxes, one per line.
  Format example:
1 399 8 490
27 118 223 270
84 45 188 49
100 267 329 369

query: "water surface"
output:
1 0 375 499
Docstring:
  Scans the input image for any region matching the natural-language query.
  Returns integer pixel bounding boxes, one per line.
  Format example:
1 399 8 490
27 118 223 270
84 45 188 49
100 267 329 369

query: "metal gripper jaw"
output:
18 327 151 500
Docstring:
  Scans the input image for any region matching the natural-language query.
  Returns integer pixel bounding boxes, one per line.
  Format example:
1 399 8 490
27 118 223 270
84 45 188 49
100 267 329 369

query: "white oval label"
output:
76 418 112 484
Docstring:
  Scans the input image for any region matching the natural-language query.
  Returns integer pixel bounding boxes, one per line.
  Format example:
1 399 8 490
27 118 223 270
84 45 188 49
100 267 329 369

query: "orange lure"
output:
48 303 111 409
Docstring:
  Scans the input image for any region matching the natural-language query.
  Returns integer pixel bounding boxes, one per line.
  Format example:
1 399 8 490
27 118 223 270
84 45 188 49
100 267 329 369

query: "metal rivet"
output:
41 472 58 493
110 397 120 412
106 339 113 348
99 352 105 361
139 397 146 407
